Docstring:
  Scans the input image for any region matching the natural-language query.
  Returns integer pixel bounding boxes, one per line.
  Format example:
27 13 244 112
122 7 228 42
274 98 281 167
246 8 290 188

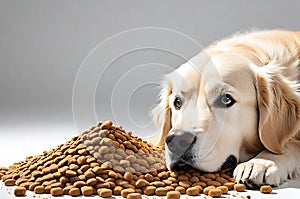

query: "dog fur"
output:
151 30 300 187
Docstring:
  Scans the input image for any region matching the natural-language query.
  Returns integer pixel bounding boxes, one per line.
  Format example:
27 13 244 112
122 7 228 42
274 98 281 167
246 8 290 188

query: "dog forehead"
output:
168 62 201 93
208 54 256 91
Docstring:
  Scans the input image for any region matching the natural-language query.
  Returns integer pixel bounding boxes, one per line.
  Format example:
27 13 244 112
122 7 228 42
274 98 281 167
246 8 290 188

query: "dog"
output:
151 30 300 187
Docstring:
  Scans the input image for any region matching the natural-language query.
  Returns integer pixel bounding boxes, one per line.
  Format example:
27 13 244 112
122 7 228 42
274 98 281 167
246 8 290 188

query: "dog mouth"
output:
169 154 237 172
220 155 237 171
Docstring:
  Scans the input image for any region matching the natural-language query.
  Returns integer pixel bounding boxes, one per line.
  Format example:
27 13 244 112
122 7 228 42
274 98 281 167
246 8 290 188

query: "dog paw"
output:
233 158 282 188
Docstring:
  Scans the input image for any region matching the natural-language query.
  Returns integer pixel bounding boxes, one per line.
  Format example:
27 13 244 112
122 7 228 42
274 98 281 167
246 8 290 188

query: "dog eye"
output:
174 96 183 110
214 94 236 108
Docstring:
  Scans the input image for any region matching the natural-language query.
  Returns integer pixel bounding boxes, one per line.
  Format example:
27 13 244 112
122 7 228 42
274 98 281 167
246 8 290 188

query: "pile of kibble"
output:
0 121 272 198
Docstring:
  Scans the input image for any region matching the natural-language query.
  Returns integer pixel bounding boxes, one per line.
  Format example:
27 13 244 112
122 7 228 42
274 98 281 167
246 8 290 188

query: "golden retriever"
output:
151 30 300 187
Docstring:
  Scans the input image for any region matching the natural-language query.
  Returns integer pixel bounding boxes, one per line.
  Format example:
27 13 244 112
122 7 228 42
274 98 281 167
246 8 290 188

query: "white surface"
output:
1 125 300 198
2 181 300 199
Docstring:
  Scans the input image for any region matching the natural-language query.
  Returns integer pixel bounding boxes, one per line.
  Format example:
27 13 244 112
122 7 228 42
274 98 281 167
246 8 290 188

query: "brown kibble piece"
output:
74 180 86 188
135 179 149 188
155 187 168 196
81 186 93 196
175 186 186 194
158 171 169 179
166 190 181 199
14 186 26 196
124 172 133 181
127 193 142 199
179 180 191 188
208 188 222 197
150 181 165 187
113 186 123 195
178 175 189 181
34 186 45 194
217 185 228 194
224 182 235 190
203 186 215 195
143 186 156 195
62 185 71 193
234 183 246 192
145 173 154 182
69 187 80 196
4 179 16 186
207 180 221 186
121 188 135 198
50 187 64 196
65 170 77 177
260 185 272 194
97 188 112 198
204 173 216 180
186 187 200 196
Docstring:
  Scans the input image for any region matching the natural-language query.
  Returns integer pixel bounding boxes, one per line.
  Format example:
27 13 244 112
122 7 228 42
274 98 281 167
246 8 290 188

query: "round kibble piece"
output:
69 187 80 196
144 186 156 195
34 186 45 194
124 172 133 181
207 180 221 186
14 186 26 196
4 179 16 186
217 185 228 194
51 187 64 196
155 187 168 196
136 179 149 188
234 184 246 192
224 182 235 190
121 188 135 198
260 185 272 194
113 186 123 195
208 188 222 198
166 190 181 199
81 186 93 196
175 186 186 194
98 188 112 198
204 186 215 195
186 187 200 196
127 193 142 199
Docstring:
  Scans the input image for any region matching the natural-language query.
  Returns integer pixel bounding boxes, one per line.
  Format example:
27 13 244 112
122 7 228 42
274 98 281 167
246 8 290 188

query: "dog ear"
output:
151 86 172 146
256 72 300 154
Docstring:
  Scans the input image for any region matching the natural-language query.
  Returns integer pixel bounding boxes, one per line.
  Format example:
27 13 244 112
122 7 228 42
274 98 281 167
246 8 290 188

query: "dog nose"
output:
165 130 196 154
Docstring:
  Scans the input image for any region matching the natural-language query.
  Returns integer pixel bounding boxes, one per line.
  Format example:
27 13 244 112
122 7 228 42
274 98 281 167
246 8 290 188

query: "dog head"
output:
152 42 300 172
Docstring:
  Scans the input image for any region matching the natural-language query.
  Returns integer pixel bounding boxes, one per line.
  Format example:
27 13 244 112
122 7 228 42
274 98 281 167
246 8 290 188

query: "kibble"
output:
204 186 216 195
155 187 168 196
260 185 272 194
0 120 255 198
4 179 15 186
34 185 45 194
127 192 142 199
224 182 235 190
143 185 156 195
121 188 135 198
69 187 80 196
234 183 246 192
166 190 181 199
14 186 26 196
98 188 112 198
217 185 228 194
186 187 200 196
51 187 63 196
175 186 185 194
208 188 222 197
81 186 93 196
